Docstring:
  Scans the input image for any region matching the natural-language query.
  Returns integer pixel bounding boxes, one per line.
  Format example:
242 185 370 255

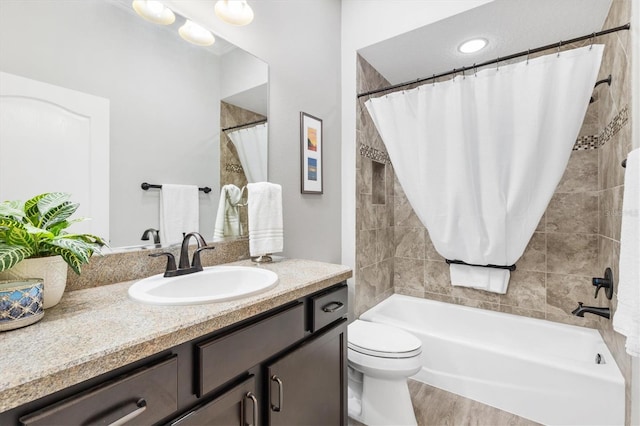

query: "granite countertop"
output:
0 258 352 412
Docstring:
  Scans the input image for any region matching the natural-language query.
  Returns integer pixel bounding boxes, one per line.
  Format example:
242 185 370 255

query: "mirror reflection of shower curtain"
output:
365 45 603 293
228 123 268 183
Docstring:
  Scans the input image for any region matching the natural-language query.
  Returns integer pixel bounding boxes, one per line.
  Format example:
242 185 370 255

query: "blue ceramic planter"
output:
0 279 44 331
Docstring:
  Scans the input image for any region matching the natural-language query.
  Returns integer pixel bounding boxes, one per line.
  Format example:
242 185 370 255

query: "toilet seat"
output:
348 320 422 359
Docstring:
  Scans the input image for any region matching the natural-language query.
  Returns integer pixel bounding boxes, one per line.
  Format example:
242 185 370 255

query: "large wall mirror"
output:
0 0 268 249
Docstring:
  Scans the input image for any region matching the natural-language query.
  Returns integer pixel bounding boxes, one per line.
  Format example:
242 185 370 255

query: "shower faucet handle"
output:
592 267 614 300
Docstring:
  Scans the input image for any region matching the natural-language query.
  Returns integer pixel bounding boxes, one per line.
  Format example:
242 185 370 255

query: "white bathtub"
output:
360 294 625 426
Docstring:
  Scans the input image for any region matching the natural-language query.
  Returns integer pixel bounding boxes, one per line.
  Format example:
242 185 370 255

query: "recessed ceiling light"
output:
132 0 175 25
458 38 488 54
179 20 216 46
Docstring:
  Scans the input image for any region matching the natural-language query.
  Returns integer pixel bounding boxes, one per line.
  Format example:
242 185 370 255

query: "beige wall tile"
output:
500 270 546 311
518 232 546 272
547 192 599 234
547 233 599 276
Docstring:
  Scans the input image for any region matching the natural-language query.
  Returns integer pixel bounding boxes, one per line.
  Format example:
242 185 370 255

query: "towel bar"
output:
446 259 516 271
141 182 211 194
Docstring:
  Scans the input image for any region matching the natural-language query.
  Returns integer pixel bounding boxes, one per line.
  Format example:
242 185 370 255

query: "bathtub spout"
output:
571 302 610 319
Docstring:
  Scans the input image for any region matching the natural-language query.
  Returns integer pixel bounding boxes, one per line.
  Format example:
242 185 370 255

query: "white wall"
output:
340 0 493 314
220 48 268 101
167 0 343 263
0 0 220 247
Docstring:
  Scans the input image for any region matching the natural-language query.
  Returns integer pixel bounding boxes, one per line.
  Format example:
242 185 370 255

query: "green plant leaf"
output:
24 193 49 219
44 238 94 265
24 222 54 239
40 201 79 229
6 226 34 248
0 200 25 220
42 244 83 275
34 192 70 218
0 217 26 232
0 243 33 272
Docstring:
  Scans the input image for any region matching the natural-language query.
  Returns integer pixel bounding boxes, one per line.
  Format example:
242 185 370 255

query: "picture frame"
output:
300 112 323 194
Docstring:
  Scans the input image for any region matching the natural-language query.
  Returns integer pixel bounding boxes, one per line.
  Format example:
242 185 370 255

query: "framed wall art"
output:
300 112 323 194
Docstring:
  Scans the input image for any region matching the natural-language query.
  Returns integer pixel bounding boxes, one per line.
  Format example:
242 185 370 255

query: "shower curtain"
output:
228 122 268 183
365 45 603 293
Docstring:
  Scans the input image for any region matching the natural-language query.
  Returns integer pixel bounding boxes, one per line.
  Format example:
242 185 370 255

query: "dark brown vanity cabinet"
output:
1 282 348 426
267 318 347 425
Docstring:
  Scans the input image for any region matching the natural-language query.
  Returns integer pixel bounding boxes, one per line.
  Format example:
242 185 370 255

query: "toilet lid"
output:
348 320 422 358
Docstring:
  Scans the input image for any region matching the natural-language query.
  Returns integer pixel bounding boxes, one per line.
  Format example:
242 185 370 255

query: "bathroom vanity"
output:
0 258 351 425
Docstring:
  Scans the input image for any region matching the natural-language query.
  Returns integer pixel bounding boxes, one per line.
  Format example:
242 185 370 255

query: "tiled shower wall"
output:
355 0 633 421
595 0 633 422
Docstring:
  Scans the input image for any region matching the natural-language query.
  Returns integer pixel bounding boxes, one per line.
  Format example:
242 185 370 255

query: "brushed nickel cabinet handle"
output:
270 375 283 412
245 392 258 426
322 301 344 313
107 398 147 426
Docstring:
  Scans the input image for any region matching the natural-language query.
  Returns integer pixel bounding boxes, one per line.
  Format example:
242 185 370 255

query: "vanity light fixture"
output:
214 0 254 26
131 0 175 25
458 38 488 54
179 19 216 46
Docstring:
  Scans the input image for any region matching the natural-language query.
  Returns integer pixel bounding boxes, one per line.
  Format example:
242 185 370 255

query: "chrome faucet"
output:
141 228 160 245
149 232 215 277
571 302 610 319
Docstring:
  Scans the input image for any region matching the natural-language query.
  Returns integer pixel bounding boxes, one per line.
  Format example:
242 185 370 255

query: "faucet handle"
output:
192 246 216 270
149 252 177 276
592 267 614 300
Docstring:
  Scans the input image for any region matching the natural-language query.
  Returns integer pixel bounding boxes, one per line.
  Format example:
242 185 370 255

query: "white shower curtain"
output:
228 122 268 183
365 45 603 293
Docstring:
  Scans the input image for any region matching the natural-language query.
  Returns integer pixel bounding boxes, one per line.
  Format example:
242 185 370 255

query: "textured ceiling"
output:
358 0 613 85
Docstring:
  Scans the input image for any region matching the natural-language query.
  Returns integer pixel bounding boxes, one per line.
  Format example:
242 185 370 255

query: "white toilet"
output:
347 320 423 426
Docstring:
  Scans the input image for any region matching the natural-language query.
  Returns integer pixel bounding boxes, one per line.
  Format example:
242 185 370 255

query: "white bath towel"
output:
159 184 199 246
613 148 640 357
450 264 510 294
213 184 243 239
247 182 283 256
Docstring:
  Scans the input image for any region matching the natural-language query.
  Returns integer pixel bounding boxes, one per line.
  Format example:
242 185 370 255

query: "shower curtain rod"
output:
222 119 267 132
357 23 631 99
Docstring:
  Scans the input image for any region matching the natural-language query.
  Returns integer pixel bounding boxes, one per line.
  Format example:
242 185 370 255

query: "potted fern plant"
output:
0 192 106 308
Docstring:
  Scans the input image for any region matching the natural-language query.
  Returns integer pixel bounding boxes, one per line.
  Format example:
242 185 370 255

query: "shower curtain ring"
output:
526 49 530 65
462 68 466 79
473 63 477 77
590 32 595 50
496 57 500 71
432 74 436 86
557 40 562 57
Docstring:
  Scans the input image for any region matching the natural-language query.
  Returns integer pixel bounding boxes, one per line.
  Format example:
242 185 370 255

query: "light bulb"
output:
131 0 175 25
179 20 216 46
214 0 254 26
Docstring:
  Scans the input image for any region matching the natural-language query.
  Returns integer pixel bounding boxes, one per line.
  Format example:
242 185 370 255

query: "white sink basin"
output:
128 266 279 306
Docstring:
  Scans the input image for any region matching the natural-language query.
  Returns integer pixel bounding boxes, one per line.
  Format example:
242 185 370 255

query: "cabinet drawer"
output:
197 302 304 396
309 284 348 332
20 356 178 426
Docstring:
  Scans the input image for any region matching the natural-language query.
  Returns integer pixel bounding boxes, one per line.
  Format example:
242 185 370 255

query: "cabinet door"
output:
169 376 258 426
267 319 347 426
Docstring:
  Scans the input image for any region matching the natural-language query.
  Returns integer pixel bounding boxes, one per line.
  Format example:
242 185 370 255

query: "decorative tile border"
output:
572 105 628 151
598 105 628 147
225 163 244 173
573 135 600 151
359 143 392 165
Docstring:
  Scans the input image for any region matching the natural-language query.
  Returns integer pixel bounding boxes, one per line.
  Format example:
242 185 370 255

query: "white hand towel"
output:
159 184 199 246
450 264 510 294
613 148 640 357
213 184 243 239
247 182 283 256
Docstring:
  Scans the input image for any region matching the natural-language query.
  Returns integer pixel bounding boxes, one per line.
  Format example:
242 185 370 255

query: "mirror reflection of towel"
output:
247 182 283 256
160 184 199 246
214 184 243 239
